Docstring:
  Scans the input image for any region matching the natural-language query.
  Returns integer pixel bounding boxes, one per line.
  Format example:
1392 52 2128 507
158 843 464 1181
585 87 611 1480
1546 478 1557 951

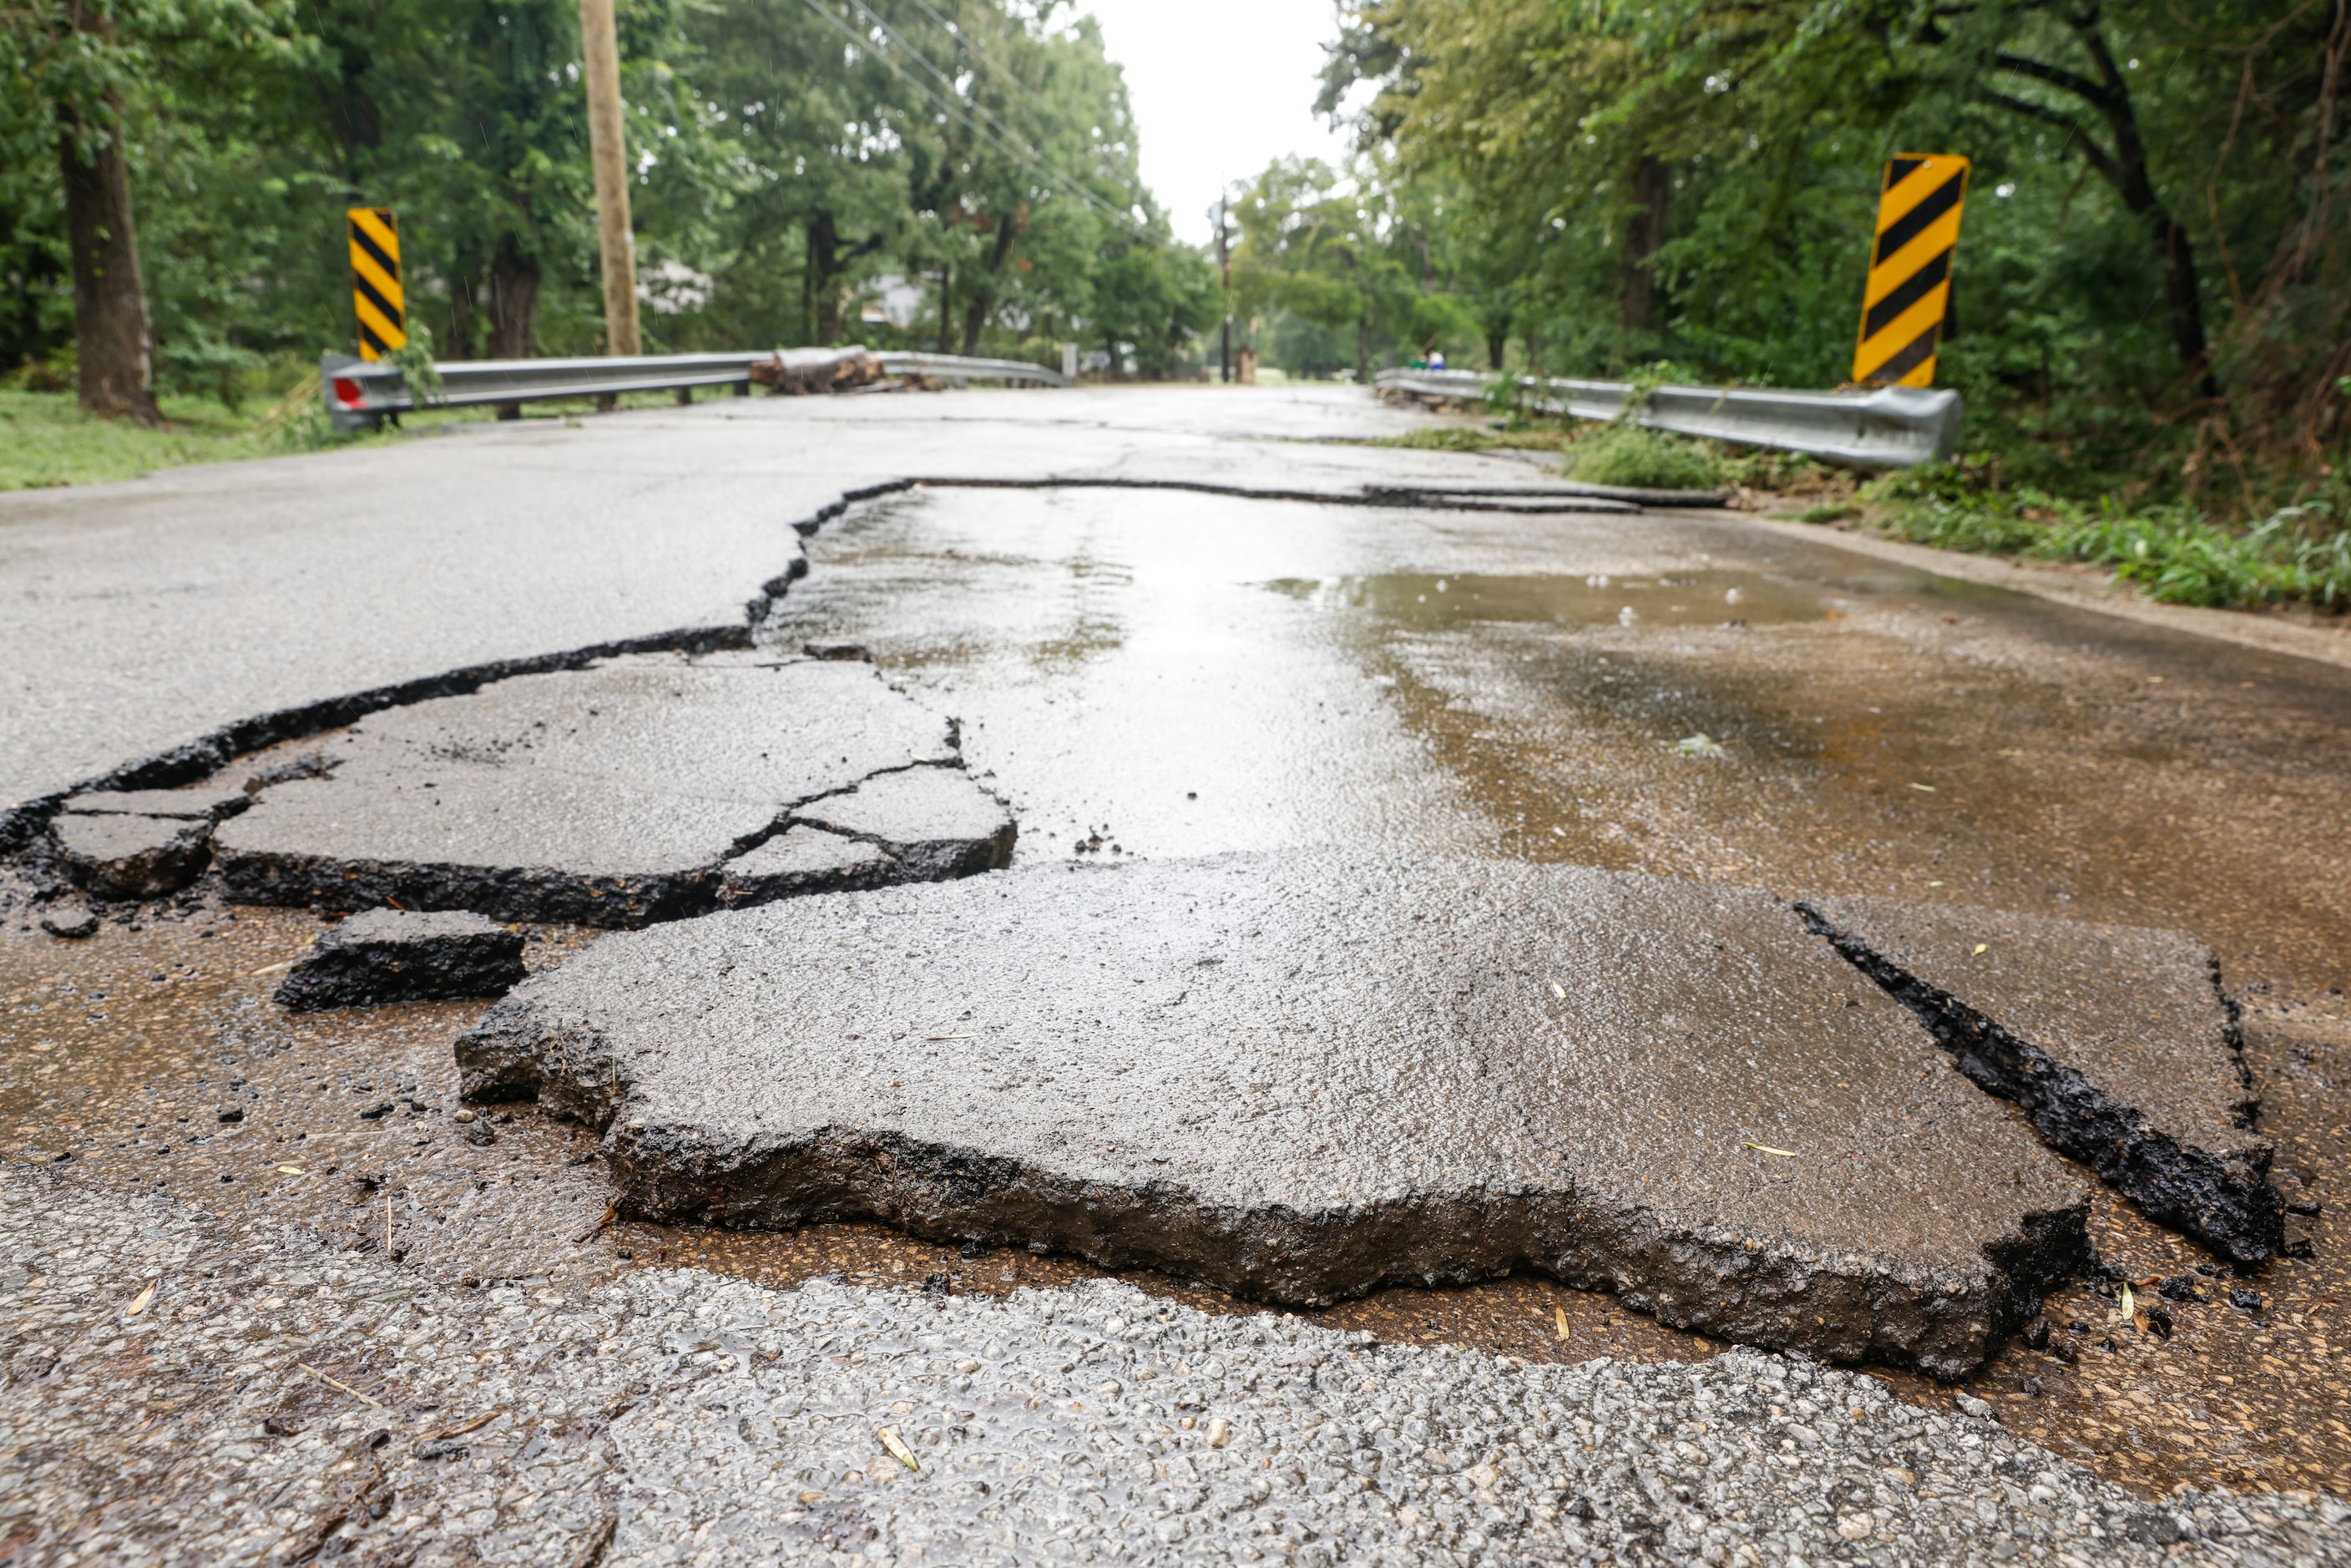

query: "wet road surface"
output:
6 454 2348 1503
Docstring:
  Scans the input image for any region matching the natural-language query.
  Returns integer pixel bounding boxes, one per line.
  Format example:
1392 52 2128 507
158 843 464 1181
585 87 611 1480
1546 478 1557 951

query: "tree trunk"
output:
1484 318 1510 372
447 271 478 361
1986 18 2215 393
488 242 540 358
806 210 882 345
1618 155 1669 336
58 95 160 426
1356 314 1370 382
958 215 1019 356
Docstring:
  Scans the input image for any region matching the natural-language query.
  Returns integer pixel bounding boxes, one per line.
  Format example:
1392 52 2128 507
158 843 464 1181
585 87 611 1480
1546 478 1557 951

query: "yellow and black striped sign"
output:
346 206 407 362
1853 154 1969 387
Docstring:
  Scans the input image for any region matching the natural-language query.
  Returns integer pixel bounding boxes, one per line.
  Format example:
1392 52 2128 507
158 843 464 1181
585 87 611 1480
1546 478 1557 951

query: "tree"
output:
2 0 301 419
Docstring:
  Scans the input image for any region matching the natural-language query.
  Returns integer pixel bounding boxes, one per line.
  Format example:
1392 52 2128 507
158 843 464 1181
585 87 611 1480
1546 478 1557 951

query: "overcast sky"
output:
1071 0 1357 246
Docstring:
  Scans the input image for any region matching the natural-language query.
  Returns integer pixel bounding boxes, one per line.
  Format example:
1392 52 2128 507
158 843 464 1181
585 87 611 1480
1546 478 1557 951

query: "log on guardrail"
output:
751 346 888 395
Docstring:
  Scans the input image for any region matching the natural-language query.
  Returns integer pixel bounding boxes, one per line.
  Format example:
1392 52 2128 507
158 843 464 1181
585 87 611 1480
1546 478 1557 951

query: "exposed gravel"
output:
3 1165 2343 1567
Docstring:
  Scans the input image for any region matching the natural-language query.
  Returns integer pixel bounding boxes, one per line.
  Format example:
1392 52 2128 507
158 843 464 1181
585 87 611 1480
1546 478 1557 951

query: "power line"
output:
792 0 1149 238
898 0 1021 99
840 0 1140 234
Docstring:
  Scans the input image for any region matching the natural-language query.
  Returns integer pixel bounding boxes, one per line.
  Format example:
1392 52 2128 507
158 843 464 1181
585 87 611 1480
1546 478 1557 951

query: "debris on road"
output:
272 908 528 1011
749 345 887 395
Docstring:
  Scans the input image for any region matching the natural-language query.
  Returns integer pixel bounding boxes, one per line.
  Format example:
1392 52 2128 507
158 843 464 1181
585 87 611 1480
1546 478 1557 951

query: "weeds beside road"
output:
1381 415 2351 617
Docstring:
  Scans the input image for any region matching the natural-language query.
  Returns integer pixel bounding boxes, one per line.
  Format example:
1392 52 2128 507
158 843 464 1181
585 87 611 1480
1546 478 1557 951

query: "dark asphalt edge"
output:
447 923 2086 1383
1794 900 2288 1269
0 620 748 857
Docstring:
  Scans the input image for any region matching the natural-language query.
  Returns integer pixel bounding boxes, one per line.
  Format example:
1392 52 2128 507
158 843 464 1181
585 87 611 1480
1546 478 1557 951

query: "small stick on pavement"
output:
385 1190 394 1257
297 1363 384 1409
576 1205 618 1245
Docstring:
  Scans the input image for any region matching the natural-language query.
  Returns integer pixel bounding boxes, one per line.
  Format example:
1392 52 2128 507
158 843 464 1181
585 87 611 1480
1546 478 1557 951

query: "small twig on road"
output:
576 1205 618 1244
296 1363 385 1409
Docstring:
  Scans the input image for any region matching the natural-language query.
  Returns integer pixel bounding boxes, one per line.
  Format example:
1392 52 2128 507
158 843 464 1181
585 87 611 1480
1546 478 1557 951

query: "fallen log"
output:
750 345 888 395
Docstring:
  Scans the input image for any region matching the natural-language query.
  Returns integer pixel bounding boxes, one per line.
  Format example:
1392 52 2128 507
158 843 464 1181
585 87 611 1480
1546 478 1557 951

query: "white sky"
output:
1071 0 1356 245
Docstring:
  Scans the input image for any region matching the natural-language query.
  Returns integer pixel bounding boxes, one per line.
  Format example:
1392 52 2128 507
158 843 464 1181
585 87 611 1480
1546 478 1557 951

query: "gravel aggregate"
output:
5 1165 2345 1566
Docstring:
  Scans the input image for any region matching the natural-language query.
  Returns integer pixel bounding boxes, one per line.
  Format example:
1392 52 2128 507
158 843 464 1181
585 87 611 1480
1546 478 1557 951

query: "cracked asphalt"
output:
3 385 2348 1560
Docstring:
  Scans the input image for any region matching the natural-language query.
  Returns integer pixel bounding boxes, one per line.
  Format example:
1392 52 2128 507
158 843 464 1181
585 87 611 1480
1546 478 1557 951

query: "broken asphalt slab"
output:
210 651 1013 926
274 908 528 1011
52 811 215 899
459 852 2092 1378
1799 895 2283 1266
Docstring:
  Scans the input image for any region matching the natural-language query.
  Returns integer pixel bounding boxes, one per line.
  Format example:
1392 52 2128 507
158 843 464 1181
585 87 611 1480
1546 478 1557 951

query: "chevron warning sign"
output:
1853 154 1969 387
346 207 407 362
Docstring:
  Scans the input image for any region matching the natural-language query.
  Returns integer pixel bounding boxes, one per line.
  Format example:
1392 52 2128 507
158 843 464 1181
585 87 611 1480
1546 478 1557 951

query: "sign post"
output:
346 207 407 362
1853 155 1970 387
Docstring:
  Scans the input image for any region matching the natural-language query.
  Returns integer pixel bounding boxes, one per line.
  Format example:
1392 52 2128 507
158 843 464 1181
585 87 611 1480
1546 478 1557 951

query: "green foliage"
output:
0 382 369 487
1315 0 2350 519
384 324 443 406
2 0 1219 410
1561 424 1722 491
1861 469 2351 610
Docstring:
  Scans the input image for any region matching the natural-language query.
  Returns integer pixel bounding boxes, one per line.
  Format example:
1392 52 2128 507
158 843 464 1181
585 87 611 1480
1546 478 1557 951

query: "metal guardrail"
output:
321 348 1069 429
1374 368 1961 470
879 352 1069 388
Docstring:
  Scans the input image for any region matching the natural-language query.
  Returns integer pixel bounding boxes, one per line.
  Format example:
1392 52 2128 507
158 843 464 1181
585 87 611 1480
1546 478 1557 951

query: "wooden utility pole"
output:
579 0 640 357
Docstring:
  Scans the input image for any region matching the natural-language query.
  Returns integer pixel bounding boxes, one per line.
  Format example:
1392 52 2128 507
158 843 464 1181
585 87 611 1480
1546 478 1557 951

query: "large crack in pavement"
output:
1797 898 2284 1267
0 474 2294 1386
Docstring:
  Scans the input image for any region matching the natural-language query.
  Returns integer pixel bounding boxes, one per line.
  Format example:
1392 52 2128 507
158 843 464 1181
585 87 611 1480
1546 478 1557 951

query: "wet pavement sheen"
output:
5 455 2348 1502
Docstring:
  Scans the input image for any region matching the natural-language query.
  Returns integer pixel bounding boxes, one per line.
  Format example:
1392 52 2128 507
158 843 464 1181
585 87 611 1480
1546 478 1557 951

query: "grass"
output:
0 381 728 492
1851 467 2351 612
1376 392 2351 615
1559 423 1723 491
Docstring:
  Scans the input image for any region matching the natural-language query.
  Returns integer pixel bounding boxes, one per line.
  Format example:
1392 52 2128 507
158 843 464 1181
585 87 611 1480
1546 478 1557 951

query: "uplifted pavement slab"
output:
1799 896 2283 1266
274 908 527 1011
791 763 1017 878
210 652 1005 926
459 852 2091 1377
52 810 213 898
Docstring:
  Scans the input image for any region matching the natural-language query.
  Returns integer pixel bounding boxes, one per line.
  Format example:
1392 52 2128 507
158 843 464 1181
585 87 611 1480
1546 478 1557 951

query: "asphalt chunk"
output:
718 825 895 904
52 812 213 899
210 652 974 926
789 765 1016 880
1798 895 2283 1265
459 852 2092 1377
274 908 527 1012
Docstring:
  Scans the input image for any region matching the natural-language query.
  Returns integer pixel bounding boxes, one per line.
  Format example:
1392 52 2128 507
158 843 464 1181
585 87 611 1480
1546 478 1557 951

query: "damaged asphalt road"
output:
3 385 2348 1555
6 1165 2347 1567
459 852 2109 1379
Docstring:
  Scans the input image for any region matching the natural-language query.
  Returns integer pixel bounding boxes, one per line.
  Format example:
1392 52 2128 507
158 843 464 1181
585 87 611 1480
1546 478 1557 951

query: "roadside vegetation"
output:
1251 0 2349 615
3 0 1217 443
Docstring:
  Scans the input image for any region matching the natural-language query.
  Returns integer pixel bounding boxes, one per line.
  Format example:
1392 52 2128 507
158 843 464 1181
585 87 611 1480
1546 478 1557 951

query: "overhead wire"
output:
791 0 1150 237
838 0 1141 232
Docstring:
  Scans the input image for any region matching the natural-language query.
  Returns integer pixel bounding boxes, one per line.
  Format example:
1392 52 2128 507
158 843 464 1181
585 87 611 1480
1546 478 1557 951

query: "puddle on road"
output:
1266 569 1893 630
